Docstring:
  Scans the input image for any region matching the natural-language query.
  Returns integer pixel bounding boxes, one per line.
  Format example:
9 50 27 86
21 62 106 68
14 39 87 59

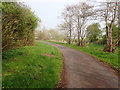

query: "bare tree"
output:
72 29 77 43
61 5 74 44
73 2 95 46
98 2 119 52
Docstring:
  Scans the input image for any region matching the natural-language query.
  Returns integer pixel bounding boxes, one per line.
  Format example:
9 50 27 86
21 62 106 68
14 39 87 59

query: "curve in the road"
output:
40 41 118 88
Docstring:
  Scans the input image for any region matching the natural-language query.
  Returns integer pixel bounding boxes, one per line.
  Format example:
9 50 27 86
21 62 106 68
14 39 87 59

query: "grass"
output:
2 42 62 88
48 41 119 70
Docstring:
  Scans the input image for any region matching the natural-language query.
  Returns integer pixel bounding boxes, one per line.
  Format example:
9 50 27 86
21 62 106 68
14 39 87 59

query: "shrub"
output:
2 2 39 51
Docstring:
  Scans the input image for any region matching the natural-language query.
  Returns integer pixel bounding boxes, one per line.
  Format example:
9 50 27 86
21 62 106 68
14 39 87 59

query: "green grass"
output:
48 41 119 70
2 42 62 88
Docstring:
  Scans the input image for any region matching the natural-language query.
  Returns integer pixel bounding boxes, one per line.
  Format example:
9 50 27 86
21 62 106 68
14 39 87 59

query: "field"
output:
48 41 119 70
2 42 62 88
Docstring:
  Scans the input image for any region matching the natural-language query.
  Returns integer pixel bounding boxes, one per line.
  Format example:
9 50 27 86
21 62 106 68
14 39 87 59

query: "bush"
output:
99 35 106 45
2 2 39 51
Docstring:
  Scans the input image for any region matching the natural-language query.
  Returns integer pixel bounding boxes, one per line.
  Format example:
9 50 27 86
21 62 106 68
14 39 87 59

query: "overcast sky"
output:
23 0 109 30
24 0 81 30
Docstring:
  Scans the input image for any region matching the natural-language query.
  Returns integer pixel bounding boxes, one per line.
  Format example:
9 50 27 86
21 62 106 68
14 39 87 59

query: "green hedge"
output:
2 2 39 51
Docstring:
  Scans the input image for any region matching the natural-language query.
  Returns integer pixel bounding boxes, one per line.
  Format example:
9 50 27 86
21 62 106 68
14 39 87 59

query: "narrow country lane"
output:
40 41 118 88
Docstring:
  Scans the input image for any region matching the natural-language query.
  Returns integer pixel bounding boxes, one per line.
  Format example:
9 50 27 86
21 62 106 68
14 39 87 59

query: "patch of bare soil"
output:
41 53 57 57
56 55 67 89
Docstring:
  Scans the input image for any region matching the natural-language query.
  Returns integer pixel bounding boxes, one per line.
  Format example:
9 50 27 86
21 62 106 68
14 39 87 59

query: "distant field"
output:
2 42 62 88
48 41 119 70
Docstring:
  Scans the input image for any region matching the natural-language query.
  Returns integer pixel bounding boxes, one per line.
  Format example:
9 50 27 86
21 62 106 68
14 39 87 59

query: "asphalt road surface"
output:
40 41 118 88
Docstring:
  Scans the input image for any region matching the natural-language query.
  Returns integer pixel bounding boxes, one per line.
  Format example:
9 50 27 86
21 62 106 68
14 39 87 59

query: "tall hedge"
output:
2 2 39 51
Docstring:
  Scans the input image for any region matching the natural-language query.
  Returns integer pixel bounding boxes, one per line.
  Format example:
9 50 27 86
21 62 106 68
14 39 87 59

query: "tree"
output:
86 23 102 43
112 24 119 41
61 5 74 44
2 2 39 51
73 2 95 46
35 27 49 40
97 2 119 52
35 28 66 41
48 29 63 41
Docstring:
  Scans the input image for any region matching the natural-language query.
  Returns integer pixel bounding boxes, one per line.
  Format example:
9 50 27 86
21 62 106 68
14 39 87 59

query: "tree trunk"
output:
103 2 118 53
68 37 71 44
68 23 72 44
103 27 113 52
77 17 81 46
80 38 85 47
77 30 80 46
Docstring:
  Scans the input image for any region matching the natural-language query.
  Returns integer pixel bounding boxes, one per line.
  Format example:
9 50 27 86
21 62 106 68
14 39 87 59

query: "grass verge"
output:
48 41 119 70
2 42 62 88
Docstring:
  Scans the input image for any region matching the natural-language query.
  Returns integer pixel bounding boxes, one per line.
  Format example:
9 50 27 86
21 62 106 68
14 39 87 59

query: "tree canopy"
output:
2 2 39 51
86 23 102 42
